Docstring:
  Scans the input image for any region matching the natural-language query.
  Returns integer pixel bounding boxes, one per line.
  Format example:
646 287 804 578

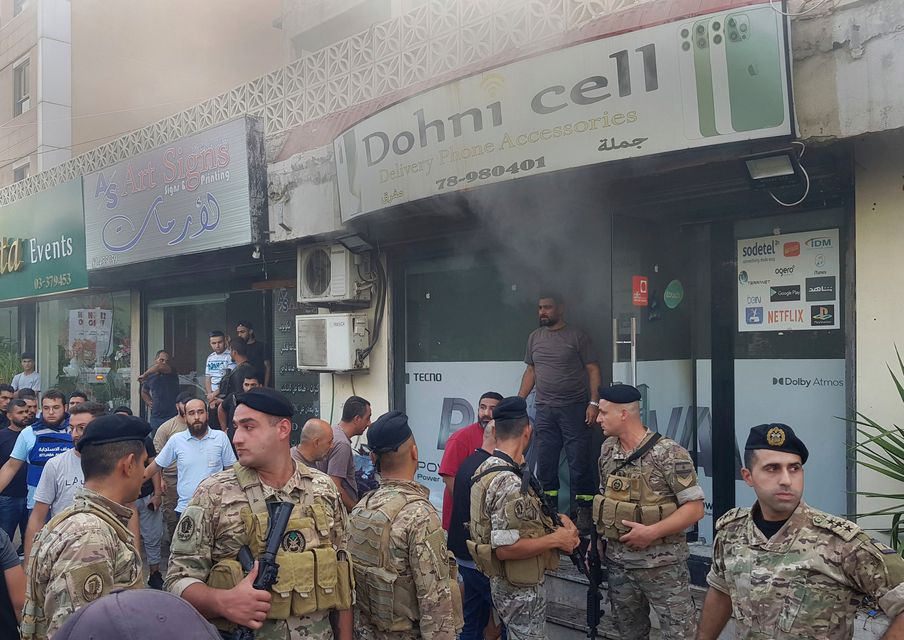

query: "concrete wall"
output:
854 129 904 523
0 0 38 186
69 0 287 155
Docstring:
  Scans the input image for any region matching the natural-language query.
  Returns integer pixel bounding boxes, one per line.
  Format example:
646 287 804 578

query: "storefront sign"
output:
0 179 88 302
406 361 524 509
664 279 684 309
737 228 840 332
83 117 264 269
632 275 649 306
335 2 791 220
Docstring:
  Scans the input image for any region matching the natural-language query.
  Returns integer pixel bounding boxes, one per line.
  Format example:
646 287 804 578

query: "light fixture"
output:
336 233 374 254
742 148 803 190
251 244 261 260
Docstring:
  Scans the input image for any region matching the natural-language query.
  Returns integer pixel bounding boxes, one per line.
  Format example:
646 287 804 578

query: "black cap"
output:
492 396 528 421
77 415 151 452
745 423 809 464
235 387 294 418
54 589 221 639
367 411 412 453
175 391 195 405
599 384 642 404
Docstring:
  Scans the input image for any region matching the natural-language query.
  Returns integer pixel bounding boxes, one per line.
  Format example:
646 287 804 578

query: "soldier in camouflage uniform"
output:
698 423 904 639
22 414 149 639
470 397 580 640
593 384 704 640
348 411 462 639
164 388 354 640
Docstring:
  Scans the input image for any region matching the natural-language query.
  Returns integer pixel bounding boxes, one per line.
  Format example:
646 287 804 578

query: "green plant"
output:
851 347 904 553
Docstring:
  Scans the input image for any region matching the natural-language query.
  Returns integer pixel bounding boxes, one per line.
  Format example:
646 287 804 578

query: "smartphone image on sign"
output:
725 7 786 131
708 17 736 135
678 19 718 138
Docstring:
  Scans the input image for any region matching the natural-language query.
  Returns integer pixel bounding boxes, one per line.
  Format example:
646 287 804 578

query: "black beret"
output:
493 396 528 421
368 411 412 453
235 387 295 417
599 384 641 404
745 423 809 464
77 415 151 452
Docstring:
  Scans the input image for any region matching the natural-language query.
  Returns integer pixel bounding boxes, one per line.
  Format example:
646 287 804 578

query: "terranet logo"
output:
811 304 835 326
783 241 800 257
805 237 833 249
805 276 835 302
745 307 763 324
738 270 769 286
770 285 800 302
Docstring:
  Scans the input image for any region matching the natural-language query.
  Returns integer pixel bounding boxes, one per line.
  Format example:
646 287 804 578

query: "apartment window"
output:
13 58 30 116
13 162 29 182
14 0 28 17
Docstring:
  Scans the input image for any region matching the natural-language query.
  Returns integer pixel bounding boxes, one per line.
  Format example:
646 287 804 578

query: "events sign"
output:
405 361 524 510
0 179 88 302
737 228 840 332
83 117 264 270
336 2 791 220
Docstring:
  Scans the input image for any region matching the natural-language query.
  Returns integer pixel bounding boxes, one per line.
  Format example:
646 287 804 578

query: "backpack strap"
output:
613 432 662 474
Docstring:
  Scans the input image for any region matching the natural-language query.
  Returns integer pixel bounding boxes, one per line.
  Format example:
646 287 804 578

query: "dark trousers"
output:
0 496 27 545
459 564 505 640
534 403 596 503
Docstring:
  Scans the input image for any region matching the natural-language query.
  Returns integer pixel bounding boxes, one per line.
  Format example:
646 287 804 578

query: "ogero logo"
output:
774 265 795 277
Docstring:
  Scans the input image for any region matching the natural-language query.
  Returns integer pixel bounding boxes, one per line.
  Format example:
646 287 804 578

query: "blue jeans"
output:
459 564 505 640
0 495 28 544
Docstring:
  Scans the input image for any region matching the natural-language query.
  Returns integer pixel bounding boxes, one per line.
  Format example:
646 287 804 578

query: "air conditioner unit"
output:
296 313 369 372
297 244 372 305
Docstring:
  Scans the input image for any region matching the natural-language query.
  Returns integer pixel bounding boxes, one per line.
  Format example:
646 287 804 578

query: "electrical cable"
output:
769 0 835 17
769 141 810 207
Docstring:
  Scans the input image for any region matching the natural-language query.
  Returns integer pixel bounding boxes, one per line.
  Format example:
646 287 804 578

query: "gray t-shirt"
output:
525 324 598 406
33 448 84 516
315 425 358 503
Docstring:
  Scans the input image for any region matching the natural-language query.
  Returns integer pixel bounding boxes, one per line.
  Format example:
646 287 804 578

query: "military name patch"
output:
281 530 305 552
872 538 898 555
177 516 196 541
766 427 786 447
83 573 104 602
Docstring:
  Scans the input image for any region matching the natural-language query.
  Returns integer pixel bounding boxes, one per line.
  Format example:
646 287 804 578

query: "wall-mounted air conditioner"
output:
296 313 369 372
297 244 372 305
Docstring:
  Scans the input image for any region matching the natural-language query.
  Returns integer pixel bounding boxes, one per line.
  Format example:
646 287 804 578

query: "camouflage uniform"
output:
350 479 462 639
709 500 904 639
596 431 703 640
22 488 143 639
472 454 554 640
164 461 350 640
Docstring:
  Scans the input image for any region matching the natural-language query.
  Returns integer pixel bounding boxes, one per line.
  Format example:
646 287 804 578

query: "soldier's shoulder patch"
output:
870 538 899 555
811 512 859 542
715 507 748 532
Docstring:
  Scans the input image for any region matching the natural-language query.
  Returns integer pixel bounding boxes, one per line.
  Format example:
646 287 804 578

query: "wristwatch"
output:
589 401 600 408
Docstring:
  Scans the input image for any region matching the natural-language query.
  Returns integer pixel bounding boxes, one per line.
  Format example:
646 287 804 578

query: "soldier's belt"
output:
466 540 558 587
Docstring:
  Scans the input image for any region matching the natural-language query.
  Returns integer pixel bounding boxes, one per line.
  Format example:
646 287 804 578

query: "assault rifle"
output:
586 527 604 639
224 501 294 640
537 490 587 579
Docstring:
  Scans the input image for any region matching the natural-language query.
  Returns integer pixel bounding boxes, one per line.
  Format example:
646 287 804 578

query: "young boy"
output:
11 353 40 393
204 331 233 405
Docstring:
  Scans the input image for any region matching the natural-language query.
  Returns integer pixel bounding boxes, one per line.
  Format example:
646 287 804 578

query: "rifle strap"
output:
612 432 662 474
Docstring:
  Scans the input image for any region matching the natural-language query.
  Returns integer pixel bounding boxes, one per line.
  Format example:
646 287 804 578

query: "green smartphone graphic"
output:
725 8 786 131
691 20 718 137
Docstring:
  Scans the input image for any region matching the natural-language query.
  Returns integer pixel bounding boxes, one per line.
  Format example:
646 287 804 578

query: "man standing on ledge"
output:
697 424 904 640
595 384 703 640
519 293 601 532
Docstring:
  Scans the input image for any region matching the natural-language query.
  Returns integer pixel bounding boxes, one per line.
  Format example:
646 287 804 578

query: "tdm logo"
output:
805 237 833 249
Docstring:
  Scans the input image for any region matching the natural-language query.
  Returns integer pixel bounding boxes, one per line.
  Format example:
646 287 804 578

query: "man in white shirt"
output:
11 353 40 393
24 402 106 560
144 398 236 517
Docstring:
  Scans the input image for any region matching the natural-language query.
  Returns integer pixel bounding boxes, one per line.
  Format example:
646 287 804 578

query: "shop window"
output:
13 0 28 16
0 306 20 385
13 58 30 116
13 161 29 183
37 292 132 409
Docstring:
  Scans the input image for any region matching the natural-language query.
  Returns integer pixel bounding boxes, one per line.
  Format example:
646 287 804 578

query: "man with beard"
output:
153 391 192 552
15 389 38 422
0 384 14 430
0 390 72 515
143 398 236 519
518 293 601 534
25 402 107 561
0 400 32 543
439 391 503 531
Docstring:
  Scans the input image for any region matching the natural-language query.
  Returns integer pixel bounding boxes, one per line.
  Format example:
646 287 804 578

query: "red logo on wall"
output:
632 276 648 307
783 242 800 257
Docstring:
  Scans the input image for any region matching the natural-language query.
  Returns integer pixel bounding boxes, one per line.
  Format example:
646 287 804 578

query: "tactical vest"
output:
205 463 354 623
593 437 680 545
21 497 142 639
468 466 559 587
348 490 460 633
27 426 73 488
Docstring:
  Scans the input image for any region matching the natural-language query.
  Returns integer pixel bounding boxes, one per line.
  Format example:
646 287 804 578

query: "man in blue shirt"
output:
139 350 180 431
143 398 236 516
0 389 71 512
